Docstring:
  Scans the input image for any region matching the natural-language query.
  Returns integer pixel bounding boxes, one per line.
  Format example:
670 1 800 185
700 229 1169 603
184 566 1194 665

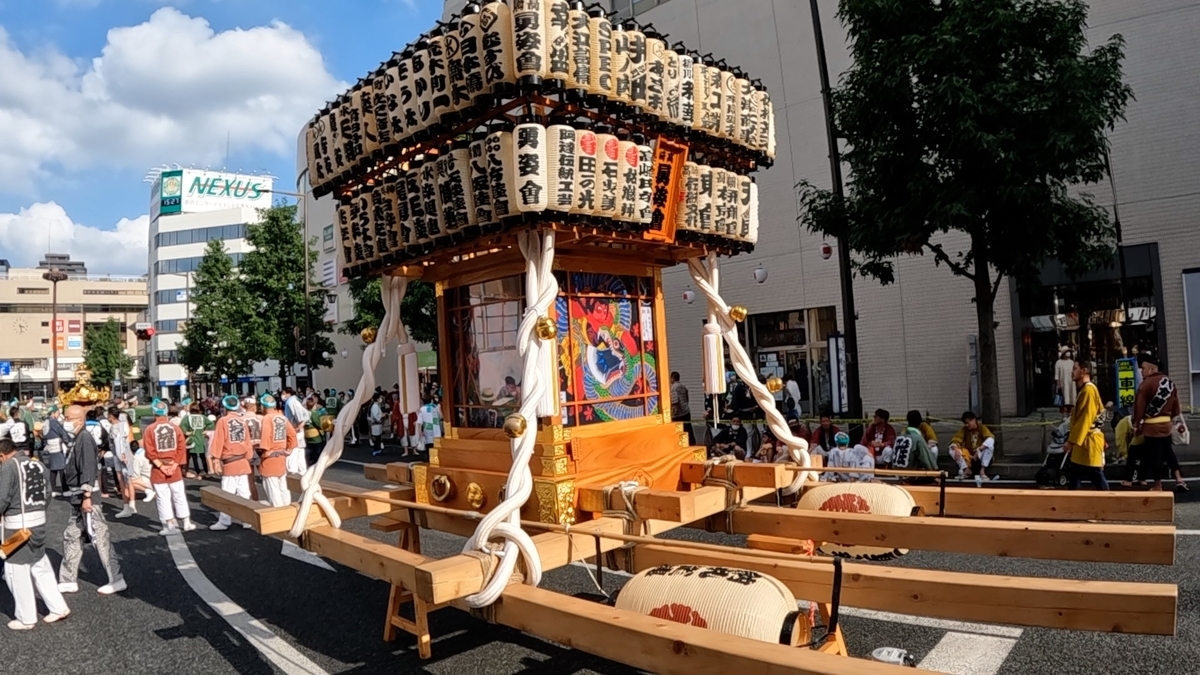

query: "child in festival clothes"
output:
141 400 196 535
209 395 254 531
257 394 296 508
416 396 443 453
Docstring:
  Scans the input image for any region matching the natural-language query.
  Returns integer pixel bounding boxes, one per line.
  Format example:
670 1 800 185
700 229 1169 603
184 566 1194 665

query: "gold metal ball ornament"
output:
504 413 528 439
535 315 557 341
766 376 784 394
728 305 748 322
360 326 378 344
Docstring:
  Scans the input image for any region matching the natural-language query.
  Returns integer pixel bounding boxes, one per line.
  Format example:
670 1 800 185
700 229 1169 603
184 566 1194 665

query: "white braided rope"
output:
686 253 814 489
290 275 409 539
462 230 556 608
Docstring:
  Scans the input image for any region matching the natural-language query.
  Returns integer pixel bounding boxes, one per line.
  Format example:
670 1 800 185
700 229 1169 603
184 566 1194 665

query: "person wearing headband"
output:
208 395 254 531
257 394 295 508
141 401 195 535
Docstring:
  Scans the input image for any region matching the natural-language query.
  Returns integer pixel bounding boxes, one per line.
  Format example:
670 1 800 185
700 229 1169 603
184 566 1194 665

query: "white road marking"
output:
336 459 367 467
281 540 337 572
1178 530 1200 536
166 534 331 675
918 632 1019 675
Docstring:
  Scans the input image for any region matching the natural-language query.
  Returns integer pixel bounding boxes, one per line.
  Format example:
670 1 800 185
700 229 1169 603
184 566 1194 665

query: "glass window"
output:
751 310 807 348
447 275 526 429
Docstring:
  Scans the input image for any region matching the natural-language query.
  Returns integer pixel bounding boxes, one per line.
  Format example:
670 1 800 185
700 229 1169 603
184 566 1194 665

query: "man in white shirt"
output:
280 388 308 475
368 394 385 457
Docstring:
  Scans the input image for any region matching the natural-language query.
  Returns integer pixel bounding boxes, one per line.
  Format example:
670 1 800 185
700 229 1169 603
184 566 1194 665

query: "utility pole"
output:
808 0 862 420
264 189 314 388
43 268 69 398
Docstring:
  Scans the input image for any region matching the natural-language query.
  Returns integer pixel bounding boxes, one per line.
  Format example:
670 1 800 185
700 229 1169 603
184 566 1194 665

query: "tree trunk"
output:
973 240 1004 455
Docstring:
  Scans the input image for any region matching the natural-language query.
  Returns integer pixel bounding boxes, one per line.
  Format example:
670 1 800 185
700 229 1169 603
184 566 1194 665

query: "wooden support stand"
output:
380 515 439 659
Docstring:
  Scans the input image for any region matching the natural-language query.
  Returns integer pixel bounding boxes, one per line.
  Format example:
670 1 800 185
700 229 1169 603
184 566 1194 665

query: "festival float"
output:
204 2 1178 672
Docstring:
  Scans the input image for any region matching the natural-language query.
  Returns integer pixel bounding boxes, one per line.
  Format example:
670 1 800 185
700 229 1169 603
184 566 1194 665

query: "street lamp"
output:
262 187 313 388
42 268 69 398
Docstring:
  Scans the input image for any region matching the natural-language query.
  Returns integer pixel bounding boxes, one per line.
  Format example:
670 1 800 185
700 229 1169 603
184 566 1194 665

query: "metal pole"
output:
302 192 313 389
808 0 862 420
43 269 68 398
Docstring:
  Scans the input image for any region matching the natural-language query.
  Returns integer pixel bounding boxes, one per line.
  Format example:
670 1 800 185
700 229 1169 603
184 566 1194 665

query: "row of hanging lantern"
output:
335 117 760 275
305 0 776 199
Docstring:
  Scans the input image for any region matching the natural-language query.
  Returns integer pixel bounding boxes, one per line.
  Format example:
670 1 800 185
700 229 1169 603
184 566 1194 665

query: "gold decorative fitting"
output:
541 455 570 476
535 315 558 341
466 482 486 509
504 413 528 439
428 447 440 466
360 326 378 344
430 475 454 503
57 365 111 408
766 376 784 394
727 305 748 323
693 447 708 462
412 464 429 504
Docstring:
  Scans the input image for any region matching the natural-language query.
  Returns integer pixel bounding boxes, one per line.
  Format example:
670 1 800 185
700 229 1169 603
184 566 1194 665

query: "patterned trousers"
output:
59 502 123 586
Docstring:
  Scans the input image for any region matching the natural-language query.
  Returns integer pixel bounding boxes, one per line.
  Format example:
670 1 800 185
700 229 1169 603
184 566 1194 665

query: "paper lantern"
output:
513 118 549 213
469 133 495 227
336 198 355 266
676 161 700 233
485 126 518 221
695 164 713 233
444 17 471 114
305 117 328 192
661 46 681 127
644 33 666 121
765 91 777 159
358 75 382 160
748 179 760 244
571 124 598 218
337 91 365 174
595 129 619 217
703 61 723 135
369 179 396 259
566 3 590 97
511 0 548 89
420 155 445 241
391 49 414 143
459 4 487 104
737 174 751 241
428 30 453 126
481 1 517 96
677 53 695 132
636 140 653 224
372 63 396 150
615 138 639 223
737 78 759 149
351 190 375 266
722 169 740 237
710 168 728 236
587 7 613 101
445 139 477 230
545 0 570 88
546 123 576 212
720 68 737 140
392 169 413 248
797 483 915 560
406 159 430 246
611 24 631 107
690 60 708 131
625 23 647 112
410 37 433 137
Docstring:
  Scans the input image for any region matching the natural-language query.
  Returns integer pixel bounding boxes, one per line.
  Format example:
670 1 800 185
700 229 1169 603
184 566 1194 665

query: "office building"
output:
0 255 147 400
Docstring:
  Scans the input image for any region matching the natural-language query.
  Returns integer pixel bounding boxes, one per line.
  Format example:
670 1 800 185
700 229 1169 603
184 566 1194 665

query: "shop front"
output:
747 306 838 416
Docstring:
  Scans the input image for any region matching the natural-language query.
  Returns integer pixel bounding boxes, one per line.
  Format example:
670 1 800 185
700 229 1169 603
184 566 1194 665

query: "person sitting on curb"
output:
949 411 998 485
893 410 939 473
863 409 896 467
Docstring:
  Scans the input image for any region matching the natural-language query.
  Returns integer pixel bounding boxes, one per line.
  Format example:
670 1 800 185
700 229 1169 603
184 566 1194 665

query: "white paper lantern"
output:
566 3 590 95
446 141 477 229
391 50 414 142
513 120 549 213
372 65 396 150
595 131 619 217
738 78 759 149
359 75 382 159
635 141 652 224
748 179 760 244
469 134 495 227
405 160 429 245
410 40 433 135
392 169 412 248
444 20 470 113
588 8 613 99
571 126 598 216
662 46 681 126
720 69 737 140
369 180 394 259
546 124 576 212
429 31 453 125
481 2 517 95
460 6 487 103
611 24 631 107
753 264 768 283
682 288 695 304
645 35 666 121
339 90 366 172
696 164 713 233
711 168 728 236
511 0 548 87
677 53 695 131
690 61 708 131
703 63 723 135
305 118 327 192
626 25 647 112
351 190 375 265
615 138 639 223
423 155 447 240
765 91 777 159
676 161 700 233
486 127 518 220
737 174 752 240
336 198 356 265
545 0 570 88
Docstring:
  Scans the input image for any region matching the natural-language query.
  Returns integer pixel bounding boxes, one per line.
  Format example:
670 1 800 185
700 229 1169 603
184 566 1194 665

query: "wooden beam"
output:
199 486 347 535
730 505 1175 565
681 460 789 488
284 476 414 519
633 544 1177 636
363 463 389 483
458 583 912 675
577 485 726 522
305 525 428 593
386 462 415 484
902 485 1174 522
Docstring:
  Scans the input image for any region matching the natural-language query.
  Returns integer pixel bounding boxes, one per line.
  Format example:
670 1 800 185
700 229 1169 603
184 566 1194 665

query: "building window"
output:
156 350 179 364
155 319 185 334
17 287 49 295
0 304 145 313
82 289 144 295
40 321 49 327
154 253 244 276
154 289 190 305
41 338 49 344
322 224 336 253
748 307 838 416
155 223 248 248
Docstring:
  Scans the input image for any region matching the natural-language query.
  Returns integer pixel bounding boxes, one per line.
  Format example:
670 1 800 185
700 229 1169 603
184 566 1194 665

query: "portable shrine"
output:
207 3 1178 672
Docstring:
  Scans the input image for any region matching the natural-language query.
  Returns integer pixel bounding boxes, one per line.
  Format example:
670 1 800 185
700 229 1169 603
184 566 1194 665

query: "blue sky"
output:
0 0 443 273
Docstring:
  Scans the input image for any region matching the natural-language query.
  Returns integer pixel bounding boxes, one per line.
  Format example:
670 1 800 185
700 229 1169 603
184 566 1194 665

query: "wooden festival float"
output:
203 2 1178 672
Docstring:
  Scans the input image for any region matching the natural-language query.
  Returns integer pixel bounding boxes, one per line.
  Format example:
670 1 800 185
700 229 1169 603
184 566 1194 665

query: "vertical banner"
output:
643 136 689 243
1115 357 1140 411
828 333 847 415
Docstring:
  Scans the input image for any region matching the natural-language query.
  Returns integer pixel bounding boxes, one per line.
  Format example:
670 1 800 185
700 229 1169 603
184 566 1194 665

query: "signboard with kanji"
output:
1115 357 1140 411
643 137 688 244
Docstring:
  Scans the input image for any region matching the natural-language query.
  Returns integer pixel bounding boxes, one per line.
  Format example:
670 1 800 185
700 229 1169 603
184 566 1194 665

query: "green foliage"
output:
797 0 1131 423
240 204 335 375
178 239 264 381
83 318 134 384
340 277 439 350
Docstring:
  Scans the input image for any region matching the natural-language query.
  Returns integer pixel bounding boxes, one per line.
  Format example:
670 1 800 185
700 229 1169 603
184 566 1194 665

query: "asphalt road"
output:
1 451 1197 675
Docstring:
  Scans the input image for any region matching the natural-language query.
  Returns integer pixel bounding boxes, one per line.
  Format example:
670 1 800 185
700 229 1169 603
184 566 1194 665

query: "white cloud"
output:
0 202 149 276
0 7 345 192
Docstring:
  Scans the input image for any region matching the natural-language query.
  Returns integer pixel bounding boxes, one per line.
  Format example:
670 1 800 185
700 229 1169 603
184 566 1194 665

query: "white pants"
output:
876 445 896 466
4 555 69 625
216 475 251 527
154 480 190 523
262 475 291 507
950 443 994 473
286 448 307 475
822 445 876 482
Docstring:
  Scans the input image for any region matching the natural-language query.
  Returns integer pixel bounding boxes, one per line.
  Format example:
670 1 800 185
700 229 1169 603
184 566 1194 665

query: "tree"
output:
240 204 335 378
341 277 439 349
178 239 264 386
797 0 1132 430
83 319 134 385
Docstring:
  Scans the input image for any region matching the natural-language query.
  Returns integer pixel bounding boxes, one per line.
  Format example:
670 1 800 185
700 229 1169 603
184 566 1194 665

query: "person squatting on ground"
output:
209 395 255 531
862 409 896 466
949 412 998 484
114 441 156 519
257 394 295 508
280 388 309 475
141 401 195 535
58 404 125 596
1066 359 1109 491
0 438 71 630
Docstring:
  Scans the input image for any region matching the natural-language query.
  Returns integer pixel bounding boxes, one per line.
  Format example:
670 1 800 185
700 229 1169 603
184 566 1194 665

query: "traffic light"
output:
293 325 307 358
135 326 156 341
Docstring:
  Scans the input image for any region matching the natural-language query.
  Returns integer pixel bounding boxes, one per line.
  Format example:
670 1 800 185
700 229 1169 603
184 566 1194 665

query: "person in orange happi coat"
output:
141 400 195 535
208 395 254 531
257 394 295 508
